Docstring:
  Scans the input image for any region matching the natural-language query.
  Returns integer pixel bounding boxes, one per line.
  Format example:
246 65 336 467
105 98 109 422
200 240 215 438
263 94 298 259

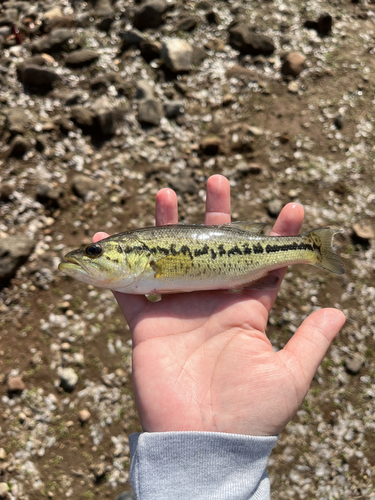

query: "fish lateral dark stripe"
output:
218 244 226 256
253 243 264 254
170 244 177 255
242 244 252 255
157 246 170 255
194 244 209 257
264 242 316 254
180 245 193 259
228 245 242 257
210 249 217 260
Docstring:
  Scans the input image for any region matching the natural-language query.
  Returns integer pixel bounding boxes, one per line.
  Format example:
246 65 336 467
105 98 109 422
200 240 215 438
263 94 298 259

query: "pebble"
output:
267 199 283 217
0 483 9 498
287 81 299 93
7 376 25 393
0 235 35 282
161 39 206 72
0 449 6 461
78 409 91 423
71 175 101 200
138 98 164 126
65 49 99 67
228 21 275 56
133 0 167 31
352 223 374 242
59 367 78 392
345 354 365 375
281 52 306 77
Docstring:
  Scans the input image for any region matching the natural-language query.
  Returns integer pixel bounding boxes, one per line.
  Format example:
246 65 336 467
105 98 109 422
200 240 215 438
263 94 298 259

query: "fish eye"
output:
84 244 103 258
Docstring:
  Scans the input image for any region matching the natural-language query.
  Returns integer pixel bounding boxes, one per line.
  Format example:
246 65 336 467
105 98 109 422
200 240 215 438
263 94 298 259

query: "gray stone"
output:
345 354 365 375
0 483 9 500
19 65 60 88
138 99 164 126
135 80 155 100
267 199 283 217
72 175 101 200
7 376 25 393
164 100 185 119
0 235 35 283
7 135 32 158
352 224 374 242
115 493 136 500
30 28 74 54
281 52 306 77
4 107 33 134
133 0 167 31
119 28 146 49
59 367 78 392
90 0 114 17
228 22 275 56
70 106 96 129
161 39 207 73
65 49 99 67
200 135 221 155
169 173 198 195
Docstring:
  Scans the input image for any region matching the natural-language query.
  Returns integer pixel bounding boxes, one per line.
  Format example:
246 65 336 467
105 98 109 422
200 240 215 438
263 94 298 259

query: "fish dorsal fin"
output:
219 221 268 234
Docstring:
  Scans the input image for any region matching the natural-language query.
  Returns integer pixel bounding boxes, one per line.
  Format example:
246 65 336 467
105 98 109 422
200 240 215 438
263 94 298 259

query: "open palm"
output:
94 176 345 436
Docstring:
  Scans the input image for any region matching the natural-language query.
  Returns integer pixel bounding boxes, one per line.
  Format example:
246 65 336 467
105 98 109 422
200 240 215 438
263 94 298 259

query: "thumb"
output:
278 308 346 391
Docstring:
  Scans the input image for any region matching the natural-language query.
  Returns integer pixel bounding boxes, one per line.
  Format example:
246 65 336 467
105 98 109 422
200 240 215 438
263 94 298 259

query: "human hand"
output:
93 175 345 436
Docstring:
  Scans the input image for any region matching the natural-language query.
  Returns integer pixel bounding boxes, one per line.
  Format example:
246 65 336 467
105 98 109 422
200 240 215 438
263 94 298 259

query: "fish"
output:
58 222 345 294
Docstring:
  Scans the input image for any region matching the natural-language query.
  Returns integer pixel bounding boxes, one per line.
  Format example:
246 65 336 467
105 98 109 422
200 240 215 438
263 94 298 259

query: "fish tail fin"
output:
303 228 345 275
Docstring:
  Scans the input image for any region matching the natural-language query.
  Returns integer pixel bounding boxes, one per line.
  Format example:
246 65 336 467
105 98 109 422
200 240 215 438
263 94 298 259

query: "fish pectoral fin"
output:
239 271 281 291
220 221 269 234
150 253 193 278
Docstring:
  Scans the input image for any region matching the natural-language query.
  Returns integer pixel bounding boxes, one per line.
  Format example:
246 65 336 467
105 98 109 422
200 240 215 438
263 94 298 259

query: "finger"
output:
204 175 231 225
155 188 178 226
278 308 346 394
93 231 109 243
248 203 304 312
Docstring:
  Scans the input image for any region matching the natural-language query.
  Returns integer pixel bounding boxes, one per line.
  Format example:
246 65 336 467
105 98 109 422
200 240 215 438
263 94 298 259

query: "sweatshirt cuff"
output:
129 431 278 500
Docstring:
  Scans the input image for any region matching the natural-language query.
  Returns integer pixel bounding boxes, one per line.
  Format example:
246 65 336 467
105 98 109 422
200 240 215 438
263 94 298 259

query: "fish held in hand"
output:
58 222 344 294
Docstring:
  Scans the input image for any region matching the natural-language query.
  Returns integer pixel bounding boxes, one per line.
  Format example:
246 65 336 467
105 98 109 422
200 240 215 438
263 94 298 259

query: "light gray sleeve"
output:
129 431 278 500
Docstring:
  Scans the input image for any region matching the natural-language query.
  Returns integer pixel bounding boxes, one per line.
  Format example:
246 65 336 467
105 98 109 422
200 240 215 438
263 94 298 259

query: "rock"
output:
139 39 162 62
235 161 262 175
7 376 25 393
267 199 283 217
78 409 91 423
334 114 344 130
70 106 96 130
0 448 6 461
0 183 14 202
7 135 32 158
72 175 101 200
345 354 365 375
119 28 146 50
169 172 198 195
138 98 164 126
59 367 78 392
135 80 155 100
175 15 198 32
228 22 275 56
42 6 62 20
90 0 114 17
164 100 185 119
352 223 374 242
90 72 121 91
96 16 114 32
287 81 299 93
0 483 9 499
161 39 207 73
90 96 126 135
318 13 333 35
133 0 167 30
19 65 60 88
0 235 35 283
4 107 33 134
36 184 64 209
200 135 221 155
30 28 74 54
281 52 306 77
65 49 99 67
206 10 220 25
225 64 258 82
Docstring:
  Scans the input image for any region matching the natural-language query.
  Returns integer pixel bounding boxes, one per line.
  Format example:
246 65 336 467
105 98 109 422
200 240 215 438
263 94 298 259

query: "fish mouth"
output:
58 255 91 277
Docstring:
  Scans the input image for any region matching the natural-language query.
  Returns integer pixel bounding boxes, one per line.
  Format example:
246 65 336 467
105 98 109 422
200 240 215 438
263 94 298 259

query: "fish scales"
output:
59 223 345 294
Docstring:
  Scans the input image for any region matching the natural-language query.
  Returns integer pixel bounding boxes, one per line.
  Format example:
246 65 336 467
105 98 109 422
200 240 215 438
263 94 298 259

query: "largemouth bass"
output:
58 222 344 294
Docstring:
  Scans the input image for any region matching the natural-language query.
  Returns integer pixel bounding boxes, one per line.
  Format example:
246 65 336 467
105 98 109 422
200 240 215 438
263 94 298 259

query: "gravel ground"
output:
0 0 375 498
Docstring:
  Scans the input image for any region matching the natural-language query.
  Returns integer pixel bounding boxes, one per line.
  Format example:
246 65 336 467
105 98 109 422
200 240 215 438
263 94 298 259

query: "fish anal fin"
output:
150 253 193 279
240 271 281 291
221 221 268 234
